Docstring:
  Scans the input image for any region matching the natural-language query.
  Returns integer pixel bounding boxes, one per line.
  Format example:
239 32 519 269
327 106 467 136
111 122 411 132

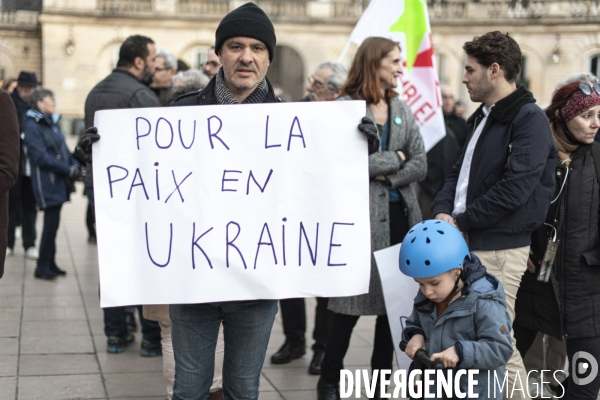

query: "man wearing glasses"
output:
303 62 347 102
151 49 178 105
270 61 348 376
202 47 222 79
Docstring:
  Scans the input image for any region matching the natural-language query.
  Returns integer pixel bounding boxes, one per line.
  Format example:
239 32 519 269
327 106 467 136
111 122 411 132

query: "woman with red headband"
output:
514 80 600 400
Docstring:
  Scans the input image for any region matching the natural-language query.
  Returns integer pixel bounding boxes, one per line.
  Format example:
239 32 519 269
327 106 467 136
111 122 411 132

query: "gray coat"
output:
328 96 427 316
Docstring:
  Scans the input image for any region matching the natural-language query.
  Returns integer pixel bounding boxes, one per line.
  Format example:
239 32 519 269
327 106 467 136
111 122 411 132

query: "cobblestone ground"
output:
0 171 386 399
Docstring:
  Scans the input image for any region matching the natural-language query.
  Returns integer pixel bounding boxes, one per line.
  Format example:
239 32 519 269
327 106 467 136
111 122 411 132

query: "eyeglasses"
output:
202 61 221 68
575 82 600 96
307 75 325 89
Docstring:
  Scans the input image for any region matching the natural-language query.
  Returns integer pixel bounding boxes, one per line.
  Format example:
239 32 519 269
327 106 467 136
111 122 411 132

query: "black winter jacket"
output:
515 144 600 340
84 69 160 186
432 86 557 251
84 69 160 128
10 89 29 176
10 89 29 132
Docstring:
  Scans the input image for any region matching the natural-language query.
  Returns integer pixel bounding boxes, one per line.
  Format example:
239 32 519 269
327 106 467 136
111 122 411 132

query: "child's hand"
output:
405 334 426 359
430 346 460 368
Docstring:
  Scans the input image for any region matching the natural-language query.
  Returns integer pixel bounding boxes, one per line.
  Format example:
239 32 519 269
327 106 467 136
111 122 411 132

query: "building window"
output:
193 47 210 70
516 55 529 89
111 44 121 69
590 54 600 79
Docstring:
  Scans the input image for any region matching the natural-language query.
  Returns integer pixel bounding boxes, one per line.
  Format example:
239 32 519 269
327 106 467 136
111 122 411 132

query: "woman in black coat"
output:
514 80 600 400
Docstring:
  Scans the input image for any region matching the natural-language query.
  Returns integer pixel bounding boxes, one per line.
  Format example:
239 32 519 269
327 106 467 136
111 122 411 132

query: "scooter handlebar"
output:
400 341 444 370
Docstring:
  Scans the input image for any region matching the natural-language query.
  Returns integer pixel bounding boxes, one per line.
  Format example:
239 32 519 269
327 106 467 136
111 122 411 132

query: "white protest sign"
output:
374 243 420 370
93 101 371 307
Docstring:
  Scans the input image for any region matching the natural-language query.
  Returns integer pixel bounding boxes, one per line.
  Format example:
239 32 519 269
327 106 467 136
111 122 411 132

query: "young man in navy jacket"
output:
432 31 557 400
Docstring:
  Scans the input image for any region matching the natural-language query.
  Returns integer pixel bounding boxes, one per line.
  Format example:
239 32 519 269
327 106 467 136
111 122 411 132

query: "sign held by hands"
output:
94 101 372 307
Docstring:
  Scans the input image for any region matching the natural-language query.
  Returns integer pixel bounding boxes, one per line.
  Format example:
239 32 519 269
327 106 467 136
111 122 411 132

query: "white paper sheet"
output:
93 101 372 307
374 243 420 370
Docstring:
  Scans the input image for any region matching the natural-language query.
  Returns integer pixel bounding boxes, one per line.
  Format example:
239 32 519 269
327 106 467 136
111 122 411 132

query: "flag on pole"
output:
347 0 445 152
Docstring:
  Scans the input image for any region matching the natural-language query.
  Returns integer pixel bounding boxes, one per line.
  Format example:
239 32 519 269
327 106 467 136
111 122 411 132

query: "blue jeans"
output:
103 305 161 342
170 300 278 400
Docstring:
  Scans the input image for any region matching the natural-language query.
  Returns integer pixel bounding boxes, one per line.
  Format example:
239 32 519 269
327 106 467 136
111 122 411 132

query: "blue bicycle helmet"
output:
399 220 470 278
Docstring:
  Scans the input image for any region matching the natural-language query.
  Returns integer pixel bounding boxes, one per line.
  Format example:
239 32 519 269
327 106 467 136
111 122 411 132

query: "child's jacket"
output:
402 254 513 400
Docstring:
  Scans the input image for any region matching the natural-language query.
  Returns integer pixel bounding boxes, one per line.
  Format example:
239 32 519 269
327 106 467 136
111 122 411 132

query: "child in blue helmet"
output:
399 220 513 400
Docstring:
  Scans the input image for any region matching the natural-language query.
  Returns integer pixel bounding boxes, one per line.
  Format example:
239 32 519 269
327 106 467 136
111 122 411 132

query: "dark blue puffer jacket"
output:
23 109 80 210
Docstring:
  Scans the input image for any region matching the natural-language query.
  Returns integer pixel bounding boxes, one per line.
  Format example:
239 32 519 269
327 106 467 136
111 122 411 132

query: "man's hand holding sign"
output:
91 101 372 307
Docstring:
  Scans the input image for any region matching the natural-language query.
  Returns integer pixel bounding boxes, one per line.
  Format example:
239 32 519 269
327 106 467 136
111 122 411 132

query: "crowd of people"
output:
2 1 600 400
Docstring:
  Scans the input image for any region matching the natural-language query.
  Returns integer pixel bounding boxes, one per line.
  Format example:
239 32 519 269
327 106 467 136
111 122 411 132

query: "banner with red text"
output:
348 0 445 151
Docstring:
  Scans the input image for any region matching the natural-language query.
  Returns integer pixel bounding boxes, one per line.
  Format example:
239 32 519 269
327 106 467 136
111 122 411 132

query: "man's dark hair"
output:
463 31 522 83
117 35 155 68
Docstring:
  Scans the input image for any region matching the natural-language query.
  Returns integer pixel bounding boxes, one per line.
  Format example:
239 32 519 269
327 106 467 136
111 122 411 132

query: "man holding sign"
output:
166 5 282 397
77 3 379 399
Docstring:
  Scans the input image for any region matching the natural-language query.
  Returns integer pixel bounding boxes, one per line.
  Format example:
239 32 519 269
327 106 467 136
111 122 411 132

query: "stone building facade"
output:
431 0 600 112
0 3 42 86
1 0 600 124
38 0 364 125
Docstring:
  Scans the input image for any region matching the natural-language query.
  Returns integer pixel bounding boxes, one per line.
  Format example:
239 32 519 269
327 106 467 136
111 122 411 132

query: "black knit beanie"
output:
215 2 276 62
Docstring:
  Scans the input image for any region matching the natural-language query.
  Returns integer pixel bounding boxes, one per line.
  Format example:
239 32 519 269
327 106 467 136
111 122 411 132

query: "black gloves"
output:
358 117 380 155
74 127 101 164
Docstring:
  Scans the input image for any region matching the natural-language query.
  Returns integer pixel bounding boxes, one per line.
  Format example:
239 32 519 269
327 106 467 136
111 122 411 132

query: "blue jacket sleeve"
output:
24 122 71 176
402 306 426 343
457 299 513 370
454 109 554 231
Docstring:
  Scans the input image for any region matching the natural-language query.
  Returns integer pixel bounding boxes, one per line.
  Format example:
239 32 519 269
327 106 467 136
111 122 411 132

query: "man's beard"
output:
469 75 494 103
141 64 154 86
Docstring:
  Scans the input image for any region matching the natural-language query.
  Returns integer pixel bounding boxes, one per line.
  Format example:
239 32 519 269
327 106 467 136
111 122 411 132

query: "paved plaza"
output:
0 176 384 399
